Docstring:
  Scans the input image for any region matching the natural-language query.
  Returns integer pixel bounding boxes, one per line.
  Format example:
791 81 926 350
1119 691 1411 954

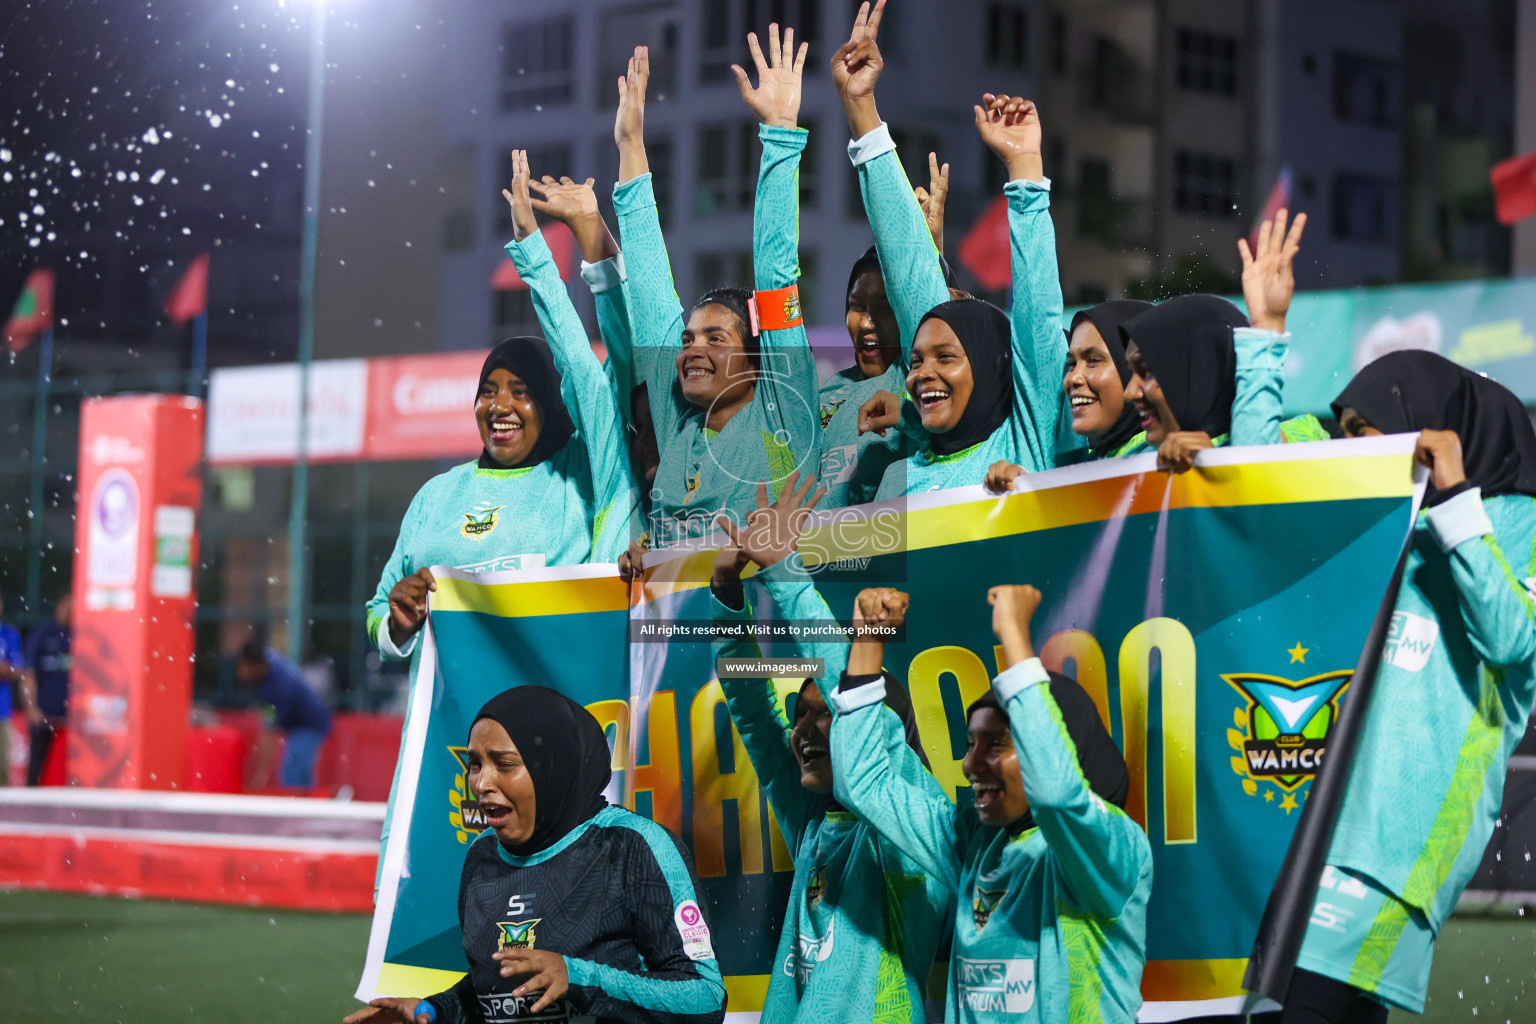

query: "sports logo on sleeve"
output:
1383 611 1439 672
956 957 1035 1014
674 900 715 962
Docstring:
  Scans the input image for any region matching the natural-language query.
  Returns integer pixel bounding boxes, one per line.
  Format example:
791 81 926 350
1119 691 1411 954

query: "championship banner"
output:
359 436 1421 1021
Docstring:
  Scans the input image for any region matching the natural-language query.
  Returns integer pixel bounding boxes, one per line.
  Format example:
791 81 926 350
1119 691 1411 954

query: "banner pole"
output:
188 310 208 398
1243 535 1414 1003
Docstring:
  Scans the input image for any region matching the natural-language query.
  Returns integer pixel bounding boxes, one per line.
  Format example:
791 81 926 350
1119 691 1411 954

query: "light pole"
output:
285 0 326 664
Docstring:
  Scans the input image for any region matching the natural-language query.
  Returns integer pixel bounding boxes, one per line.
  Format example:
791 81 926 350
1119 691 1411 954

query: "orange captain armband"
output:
750 284 804 334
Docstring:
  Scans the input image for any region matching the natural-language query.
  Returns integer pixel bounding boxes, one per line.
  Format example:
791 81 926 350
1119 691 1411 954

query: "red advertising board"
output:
69 395 204 789
362 349 486 461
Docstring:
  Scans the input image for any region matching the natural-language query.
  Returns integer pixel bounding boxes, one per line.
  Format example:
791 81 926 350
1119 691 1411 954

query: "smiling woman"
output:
344 687 727 1024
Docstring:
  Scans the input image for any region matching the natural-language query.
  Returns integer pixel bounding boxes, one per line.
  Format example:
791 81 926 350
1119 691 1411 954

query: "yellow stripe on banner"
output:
1141 958 1251 1002
724 974 769 1012
376 962 467 997
433 575 630 618
799 452 1415 560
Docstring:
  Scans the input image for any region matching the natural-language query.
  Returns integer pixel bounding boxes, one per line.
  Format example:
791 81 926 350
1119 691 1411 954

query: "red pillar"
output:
68 395 204 789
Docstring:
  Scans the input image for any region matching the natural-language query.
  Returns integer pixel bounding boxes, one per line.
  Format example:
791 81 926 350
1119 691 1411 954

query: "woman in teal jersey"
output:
609 38 821 550
828 582 1152 1024
1277 352 1536 1023
366 151 634 883
1060 301 1156 461
702 475 950 1023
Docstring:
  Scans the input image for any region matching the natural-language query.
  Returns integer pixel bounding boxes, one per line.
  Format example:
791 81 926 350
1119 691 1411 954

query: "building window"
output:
1332 53 1400 128
799 118 820 209
493 289 538 334
493 144 572 235
1331 174 1396 243
443 208 475 252
986 3 1029 70
1176 29 1237 97
1078 158 1112 239
702 0 822 84
696 122 757 216
1048 12 1069 76
695 251 754 295
598 5 677 105
1173 151 1236 218
649 137 675 228
499 17 575 112
892 127 942 196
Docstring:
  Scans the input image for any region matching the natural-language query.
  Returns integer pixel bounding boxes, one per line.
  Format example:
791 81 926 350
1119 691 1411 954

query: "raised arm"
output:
833 1 950 351
976 94 1072 471
611 45 684 434
1421 440 1536 668
1231 210 1308 446
504 153 635 558
989 586 1151 920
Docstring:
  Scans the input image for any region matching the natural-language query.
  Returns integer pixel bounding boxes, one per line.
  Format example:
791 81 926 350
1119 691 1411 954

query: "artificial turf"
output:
0 890 1530 1021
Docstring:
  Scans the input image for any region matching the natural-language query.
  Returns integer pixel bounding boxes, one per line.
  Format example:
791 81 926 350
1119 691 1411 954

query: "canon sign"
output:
392 372 477 416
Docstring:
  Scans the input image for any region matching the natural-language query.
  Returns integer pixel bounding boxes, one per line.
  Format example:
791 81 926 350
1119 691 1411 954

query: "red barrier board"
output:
0 832 376 912
363 349 487 461
69 395 204 789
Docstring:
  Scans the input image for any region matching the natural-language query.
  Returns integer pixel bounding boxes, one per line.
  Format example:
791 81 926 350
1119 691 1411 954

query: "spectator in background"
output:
0 592 26 786
236 635 333 791
19 594 71 788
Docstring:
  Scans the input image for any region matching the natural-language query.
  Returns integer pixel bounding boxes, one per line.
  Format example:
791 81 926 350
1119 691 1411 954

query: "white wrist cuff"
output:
376 614 419 660
829 675 886 715
992 657 1049 703
846 122 896 167
1008 176 1052 191
1425 486 1492 553
580 253 626 293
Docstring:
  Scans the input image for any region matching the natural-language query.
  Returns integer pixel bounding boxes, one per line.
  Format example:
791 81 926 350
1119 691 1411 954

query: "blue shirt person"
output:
235 639 333 790
18 595 72 787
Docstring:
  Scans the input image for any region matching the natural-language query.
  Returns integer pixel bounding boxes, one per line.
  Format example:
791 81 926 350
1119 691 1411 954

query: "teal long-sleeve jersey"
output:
709 557 951 1023
1328 488 1536 931
817 364 913 508
613 125 821 547
830 659 1152 1024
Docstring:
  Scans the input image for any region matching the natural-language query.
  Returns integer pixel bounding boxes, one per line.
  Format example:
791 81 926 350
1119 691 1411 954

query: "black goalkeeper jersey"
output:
424 804 726 1024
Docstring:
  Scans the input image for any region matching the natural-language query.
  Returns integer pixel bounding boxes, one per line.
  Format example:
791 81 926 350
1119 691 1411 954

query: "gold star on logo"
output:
1287 642 1309 663
1280 793 1299 814
1264 789 1275 803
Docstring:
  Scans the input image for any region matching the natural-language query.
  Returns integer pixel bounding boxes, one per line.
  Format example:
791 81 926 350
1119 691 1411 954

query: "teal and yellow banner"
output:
359 436 1422 1020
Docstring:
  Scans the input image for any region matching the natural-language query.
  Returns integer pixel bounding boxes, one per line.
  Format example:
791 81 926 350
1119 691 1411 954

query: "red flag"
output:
164 253 210 325
490 222 578 290
4 268 55 353
957 195 1010 291
1249 166 1293 251
1491 150 1536 226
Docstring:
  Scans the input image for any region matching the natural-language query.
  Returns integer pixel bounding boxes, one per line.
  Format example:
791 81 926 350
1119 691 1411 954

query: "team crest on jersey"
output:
497 919 542 951
447 746 486 843
806 867 825 907
683 468 702 503
1224 650 1351 815
972 885 1007 929
820 386 852 429
460 502 504 541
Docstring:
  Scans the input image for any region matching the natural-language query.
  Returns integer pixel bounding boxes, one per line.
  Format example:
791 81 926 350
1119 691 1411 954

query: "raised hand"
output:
1238 208 1307 334
849 586 908 674
733 23 809 128
715 472 825 571
1414 429 1466 492
913 151 951 251
974 93 1043 183
1157 431 1214 474
988 584 1042 666
615 46 649 183
831 0 886 137
857 389 902 436
984 460 1024 494
387 568 436 647
501 149 540 241
530 175 619 264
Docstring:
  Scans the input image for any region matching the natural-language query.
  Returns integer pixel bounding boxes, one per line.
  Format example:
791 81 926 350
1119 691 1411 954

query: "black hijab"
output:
1121 295 1248 437
1332 350 1536 507
919 298 1014 456
471 685 612 855
1069 300 1154 456
845 245 958 298
477 337 576 470
808 671 930 769
966 672 1130 837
